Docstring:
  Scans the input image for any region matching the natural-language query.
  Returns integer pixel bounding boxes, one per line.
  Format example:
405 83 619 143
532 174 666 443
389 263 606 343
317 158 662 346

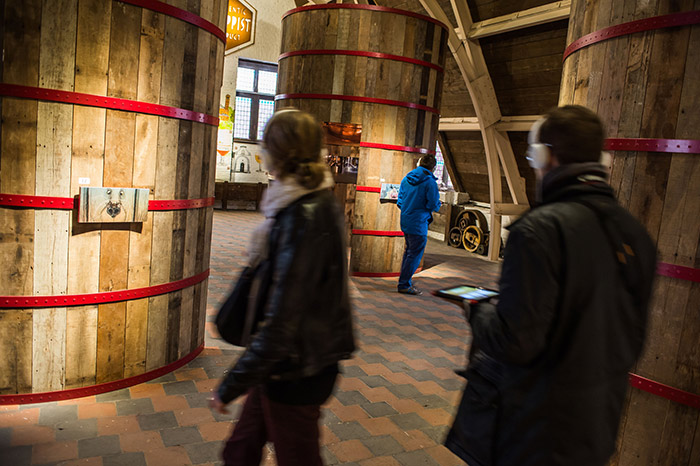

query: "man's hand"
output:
208 392 230 415
462 299 472 321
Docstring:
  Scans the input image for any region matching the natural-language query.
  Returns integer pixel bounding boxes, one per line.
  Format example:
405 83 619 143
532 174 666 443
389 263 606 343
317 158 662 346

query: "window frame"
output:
234 58 278 144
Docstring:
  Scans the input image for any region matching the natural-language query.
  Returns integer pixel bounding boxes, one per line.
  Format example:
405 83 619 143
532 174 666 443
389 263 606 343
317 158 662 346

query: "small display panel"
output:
434 285 499 303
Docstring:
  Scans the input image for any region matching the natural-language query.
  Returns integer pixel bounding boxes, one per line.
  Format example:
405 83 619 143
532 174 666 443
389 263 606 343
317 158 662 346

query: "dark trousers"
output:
398 233 428 289
222 386 323 466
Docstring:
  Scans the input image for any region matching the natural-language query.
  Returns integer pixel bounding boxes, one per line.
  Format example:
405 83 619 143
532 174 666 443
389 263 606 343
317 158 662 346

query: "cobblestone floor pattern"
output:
0 209 501 466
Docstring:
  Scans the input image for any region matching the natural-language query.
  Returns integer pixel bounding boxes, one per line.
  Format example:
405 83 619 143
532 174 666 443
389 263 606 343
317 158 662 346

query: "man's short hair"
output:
419 155 437 171
539 105 605 164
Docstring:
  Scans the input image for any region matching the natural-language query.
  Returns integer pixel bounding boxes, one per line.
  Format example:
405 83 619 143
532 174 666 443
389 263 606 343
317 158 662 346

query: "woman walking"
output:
210 109 355 466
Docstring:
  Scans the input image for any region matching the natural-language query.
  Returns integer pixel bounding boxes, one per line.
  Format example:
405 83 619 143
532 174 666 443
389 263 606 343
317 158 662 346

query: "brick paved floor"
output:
0 209 501 466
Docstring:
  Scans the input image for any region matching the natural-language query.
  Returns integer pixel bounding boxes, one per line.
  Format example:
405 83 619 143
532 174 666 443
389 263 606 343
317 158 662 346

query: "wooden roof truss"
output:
420 0 535 260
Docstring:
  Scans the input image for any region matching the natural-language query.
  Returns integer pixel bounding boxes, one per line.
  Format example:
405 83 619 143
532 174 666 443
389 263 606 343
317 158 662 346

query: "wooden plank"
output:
180 0 213 357
493 203 529 216
496 85 563 116
469 1 571 40
494 130 528 205
481 27 569 66
168 5 198 360
628 31 688 243
135 10 165 106
124 8 164 377
95 2 141 384
569 0 600 107
585 0 615 112
166 0 191 364
147 2 187 369
439 117 480 131
124 219 152 377
32 0 77 392
441 71 476 118
558 0 585 105
65 0 111 389
328 9 347 121
595 0 630 158
483 126 502 260
96 240 129 385
192 0 212 115
487 56 564 93
608 0 654 209
195 207 214 347
0 0 41 393
192 135 213 351
198 0 224 343
0 311 33 394
124 225 153 380
31 310 67 391
0 0 40 290
158 4 186 108
147 119 178 371
193 2 224 351
497 115 543 132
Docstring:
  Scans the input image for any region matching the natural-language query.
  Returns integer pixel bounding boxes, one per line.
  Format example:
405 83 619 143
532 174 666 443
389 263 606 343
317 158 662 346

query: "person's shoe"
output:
398 286 423 295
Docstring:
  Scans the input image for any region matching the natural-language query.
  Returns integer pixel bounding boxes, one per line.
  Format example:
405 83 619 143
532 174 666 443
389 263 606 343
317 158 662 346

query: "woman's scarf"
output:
247 167 335 268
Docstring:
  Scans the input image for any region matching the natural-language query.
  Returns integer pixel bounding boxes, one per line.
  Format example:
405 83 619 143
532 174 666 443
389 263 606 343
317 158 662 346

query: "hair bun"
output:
294 161 325 189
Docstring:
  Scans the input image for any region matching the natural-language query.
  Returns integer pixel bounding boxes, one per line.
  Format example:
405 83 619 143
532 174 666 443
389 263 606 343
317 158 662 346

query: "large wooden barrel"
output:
560 1 700 464
277 4 448 276
0 0 226 398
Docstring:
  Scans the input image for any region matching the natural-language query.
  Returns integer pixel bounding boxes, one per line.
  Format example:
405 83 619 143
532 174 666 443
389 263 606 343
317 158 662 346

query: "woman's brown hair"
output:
262 109 326 189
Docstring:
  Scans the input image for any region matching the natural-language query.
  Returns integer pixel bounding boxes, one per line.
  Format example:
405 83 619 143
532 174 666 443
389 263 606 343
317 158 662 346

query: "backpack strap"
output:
569 197 645 308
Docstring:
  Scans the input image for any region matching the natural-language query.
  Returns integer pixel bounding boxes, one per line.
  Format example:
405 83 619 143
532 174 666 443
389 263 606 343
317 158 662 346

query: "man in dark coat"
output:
396 155 442 295
445 105 657 466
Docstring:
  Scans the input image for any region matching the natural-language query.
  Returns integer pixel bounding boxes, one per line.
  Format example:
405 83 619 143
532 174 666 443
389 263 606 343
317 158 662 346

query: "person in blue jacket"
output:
396 155 442 295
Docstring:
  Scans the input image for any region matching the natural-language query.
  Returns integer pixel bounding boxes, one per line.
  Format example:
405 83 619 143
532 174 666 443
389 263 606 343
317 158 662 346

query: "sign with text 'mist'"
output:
226 0 256 54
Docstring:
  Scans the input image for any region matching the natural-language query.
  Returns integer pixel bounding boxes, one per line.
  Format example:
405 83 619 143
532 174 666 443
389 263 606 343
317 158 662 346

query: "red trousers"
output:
222 386 324 466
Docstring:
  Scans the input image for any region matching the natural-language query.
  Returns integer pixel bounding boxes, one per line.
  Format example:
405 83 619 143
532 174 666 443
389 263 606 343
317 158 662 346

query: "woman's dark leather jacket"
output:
218 190 355 403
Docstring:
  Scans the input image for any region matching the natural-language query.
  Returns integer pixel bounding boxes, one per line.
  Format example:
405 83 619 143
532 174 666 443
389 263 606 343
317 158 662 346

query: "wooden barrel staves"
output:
0 0 226 401
277 4 448 276
560 1 700 464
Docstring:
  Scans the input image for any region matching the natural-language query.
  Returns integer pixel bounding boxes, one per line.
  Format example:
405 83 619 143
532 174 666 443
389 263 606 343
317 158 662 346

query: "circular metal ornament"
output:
462 225 483 253
448 227 463 248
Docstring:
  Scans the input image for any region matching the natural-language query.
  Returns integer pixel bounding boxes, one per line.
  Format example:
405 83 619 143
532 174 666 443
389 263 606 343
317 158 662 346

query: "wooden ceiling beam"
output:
440 115 542 132
439 117 480 131
495 115 542 132
468 1 571 40
419 0 530 261
494 203 530 216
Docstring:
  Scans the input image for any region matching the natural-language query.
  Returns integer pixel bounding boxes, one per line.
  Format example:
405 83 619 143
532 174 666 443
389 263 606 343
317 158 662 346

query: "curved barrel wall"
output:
0 0 226 398
277 4 448 276
561 1 700 464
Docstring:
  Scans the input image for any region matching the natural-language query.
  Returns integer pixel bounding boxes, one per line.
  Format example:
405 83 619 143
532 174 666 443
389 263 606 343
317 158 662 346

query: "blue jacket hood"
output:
406 167 436 185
